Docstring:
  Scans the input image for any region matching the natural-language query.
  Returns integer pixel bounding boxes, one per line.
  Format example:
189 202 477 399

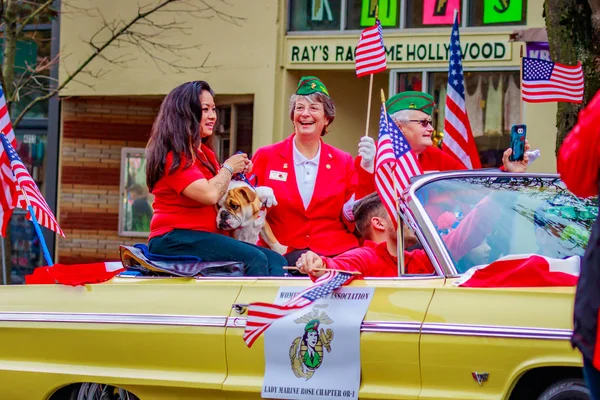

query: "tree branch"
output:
17 0 55 35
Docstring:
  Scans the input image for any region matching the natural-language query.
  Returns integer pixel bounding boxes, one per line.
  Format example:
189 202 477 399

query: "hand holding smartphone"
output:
509 124 527 162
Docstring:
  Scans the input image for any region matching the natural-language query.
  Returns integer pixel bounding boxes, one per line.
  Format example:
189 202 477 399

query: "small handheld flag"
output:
374 105 422 230
355 18 387 78
243 270 354 348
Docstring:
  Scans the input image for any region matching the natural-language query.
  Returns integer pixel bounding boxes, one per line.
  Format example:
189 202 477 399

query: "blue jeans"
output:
148 229 287 277
584 357 600 400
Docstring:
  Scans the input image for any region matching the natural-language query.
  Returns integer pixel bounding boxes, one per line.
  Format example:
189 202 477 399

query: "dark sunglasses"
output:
409 119 433 127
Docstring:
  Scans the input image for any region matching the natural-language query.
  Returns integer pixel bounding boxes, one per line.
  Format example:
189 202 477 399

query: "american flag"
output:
375 106 422 229
243 270 354 348
442 12 482 170
0 86 17 235
355 18 387 78
0 133 65 237
522 57 584 103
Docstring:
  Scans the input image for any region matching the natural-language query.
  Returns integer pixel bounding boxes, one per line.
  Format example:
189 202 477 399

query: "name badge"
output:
269 170 288 182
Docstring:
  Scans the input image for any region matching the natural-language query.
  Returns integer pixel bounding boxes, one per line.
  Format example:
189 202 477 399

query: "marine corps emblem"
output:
289 306 334 380
311 82 317 89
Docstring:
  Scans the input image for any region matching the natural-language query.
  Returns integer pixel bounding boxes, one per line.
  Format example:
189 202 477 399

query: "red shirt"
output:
558 90 600 198
149 145 223 239
320 240 435 278
418 146 468 172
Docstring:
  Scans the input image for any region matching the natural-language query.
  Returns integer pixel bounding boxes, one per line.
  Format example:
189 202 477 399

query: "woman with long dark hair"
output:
145 81 287 276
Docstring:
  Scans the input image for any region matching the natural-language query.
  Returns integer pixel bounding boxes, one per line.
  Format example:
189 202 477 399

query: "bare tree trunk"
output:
2 0 19 108
545 0 600 154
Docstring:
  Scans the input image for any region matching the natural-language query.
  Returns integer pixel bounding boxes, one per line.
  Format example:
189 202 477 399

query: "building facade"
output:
54 0 557 264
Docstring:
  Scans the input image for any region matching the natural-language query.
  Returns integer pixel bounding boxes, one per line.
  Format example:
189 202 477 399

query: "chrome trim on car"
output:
360 321 422 333
225 317 571 339
0 312 573 340
0 312 227 327
421 323 572 340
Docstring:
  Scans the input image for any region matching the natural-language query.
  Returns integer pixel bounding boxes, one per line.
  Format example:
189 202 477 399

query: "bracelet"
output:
221 163 234 175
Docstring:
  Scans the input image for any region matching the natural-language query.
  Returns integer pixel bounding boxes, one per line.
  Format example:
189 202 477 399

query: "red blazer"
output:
252 134 371 256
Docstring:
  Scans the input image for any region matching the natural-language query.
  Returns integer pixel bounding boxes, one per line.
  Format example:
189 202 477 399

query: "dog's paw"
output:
256 186 278 208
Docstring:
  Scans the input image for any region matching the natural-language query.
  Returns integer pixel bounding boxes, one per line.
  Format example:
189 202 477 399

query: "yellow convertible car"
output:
0 171 596 400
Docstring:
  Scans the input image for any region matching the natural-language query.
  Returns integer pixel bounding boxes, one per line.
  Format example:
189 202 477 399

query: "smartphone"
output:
509 124 527 162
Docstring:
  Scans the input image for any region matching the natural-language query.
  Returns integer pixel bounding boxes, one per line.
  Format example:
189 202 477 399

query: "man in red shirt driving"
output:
295 193 435 278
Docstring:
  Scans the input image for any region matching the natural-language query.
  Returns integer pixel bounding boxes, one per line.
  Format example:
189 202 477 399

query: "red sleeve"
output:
320 247 375 279
558 91 600 198
163 153 206 194
354 156 375 200
442 195 500 261
404 249 435 274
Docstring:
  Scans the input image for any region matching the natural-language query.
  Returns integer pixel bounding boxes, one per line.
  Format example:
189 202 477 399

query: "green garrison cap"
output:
296 76 330 97
386 91 435 115
304 319 320 332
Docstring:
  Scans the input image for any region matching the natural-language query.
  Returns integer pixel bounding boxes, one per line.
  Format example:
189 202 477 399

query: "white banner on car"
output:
262 286 374 400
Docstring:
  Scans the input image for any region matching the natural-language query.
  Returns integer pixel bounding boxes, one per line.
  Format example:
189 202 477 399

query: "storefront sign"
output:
360 0 399 27
526 41 550 61
287 35 512 65
422 0 459 25
483 0 523 24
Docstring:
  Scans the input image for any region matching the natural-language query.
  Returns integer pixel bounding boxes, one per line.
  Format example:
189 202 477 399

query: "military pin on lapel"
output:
283 163 288 169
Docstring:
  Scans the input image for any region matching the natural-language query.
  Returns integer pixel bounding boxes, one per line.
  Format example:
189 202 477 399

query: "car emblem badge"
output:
472 372 489 386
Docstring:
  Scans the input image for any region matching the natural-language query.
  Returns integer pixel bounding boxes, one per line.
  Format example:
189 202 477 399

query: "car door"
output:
418 281 579 400
0 276 245 400
222 275 445 400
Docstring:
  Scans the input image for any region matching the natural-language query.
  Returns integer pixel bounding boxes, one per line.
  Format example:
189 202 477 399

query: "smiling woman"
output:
144 81 288 277
252 76 377 266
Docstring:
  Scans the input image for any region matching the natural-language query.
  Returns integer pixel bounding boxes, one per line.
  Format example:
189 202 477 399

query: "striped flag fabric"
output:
0 86 17 235
0 132 65 237
442 12 482 170
243 270 354 348
522 57 584 103
355 18 387 78
375 106 422 229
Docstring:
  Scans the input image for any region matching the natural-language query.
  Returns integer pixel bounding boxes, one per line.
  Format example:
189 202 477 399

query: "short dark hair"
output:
353 192 387 240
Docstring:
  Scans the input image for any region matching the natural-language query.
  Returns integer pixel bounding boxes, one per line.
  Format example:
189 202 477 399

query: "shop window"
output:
345 0 400 29
214 102 254 161
429 70 521 167
395 72 424 93
468 0 527 26
289 0 342 31
405 0 461 28
119 148 153 237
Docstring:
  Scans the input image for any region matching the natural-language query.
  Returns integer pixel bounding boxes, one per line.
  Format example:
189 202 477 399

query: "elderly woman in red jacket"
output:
558 90 600 399
252 76 376 265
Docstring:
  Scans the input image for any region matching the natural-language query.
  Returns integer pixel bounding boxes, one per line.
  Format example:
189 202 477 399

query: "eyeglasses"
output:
294 105 323 114
409 119 433 127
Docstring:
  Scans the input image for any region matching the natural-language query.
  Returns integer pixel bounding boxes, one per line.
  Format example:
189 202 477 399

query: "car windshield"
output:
414 176 598 274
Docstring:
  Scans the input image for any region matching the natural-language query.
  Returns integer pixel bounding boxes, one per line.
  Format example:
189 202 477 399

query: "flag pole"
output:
519 45 524 124
380 88 405 276
363 5 379 138
20 188 53 266
364 74 374 137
